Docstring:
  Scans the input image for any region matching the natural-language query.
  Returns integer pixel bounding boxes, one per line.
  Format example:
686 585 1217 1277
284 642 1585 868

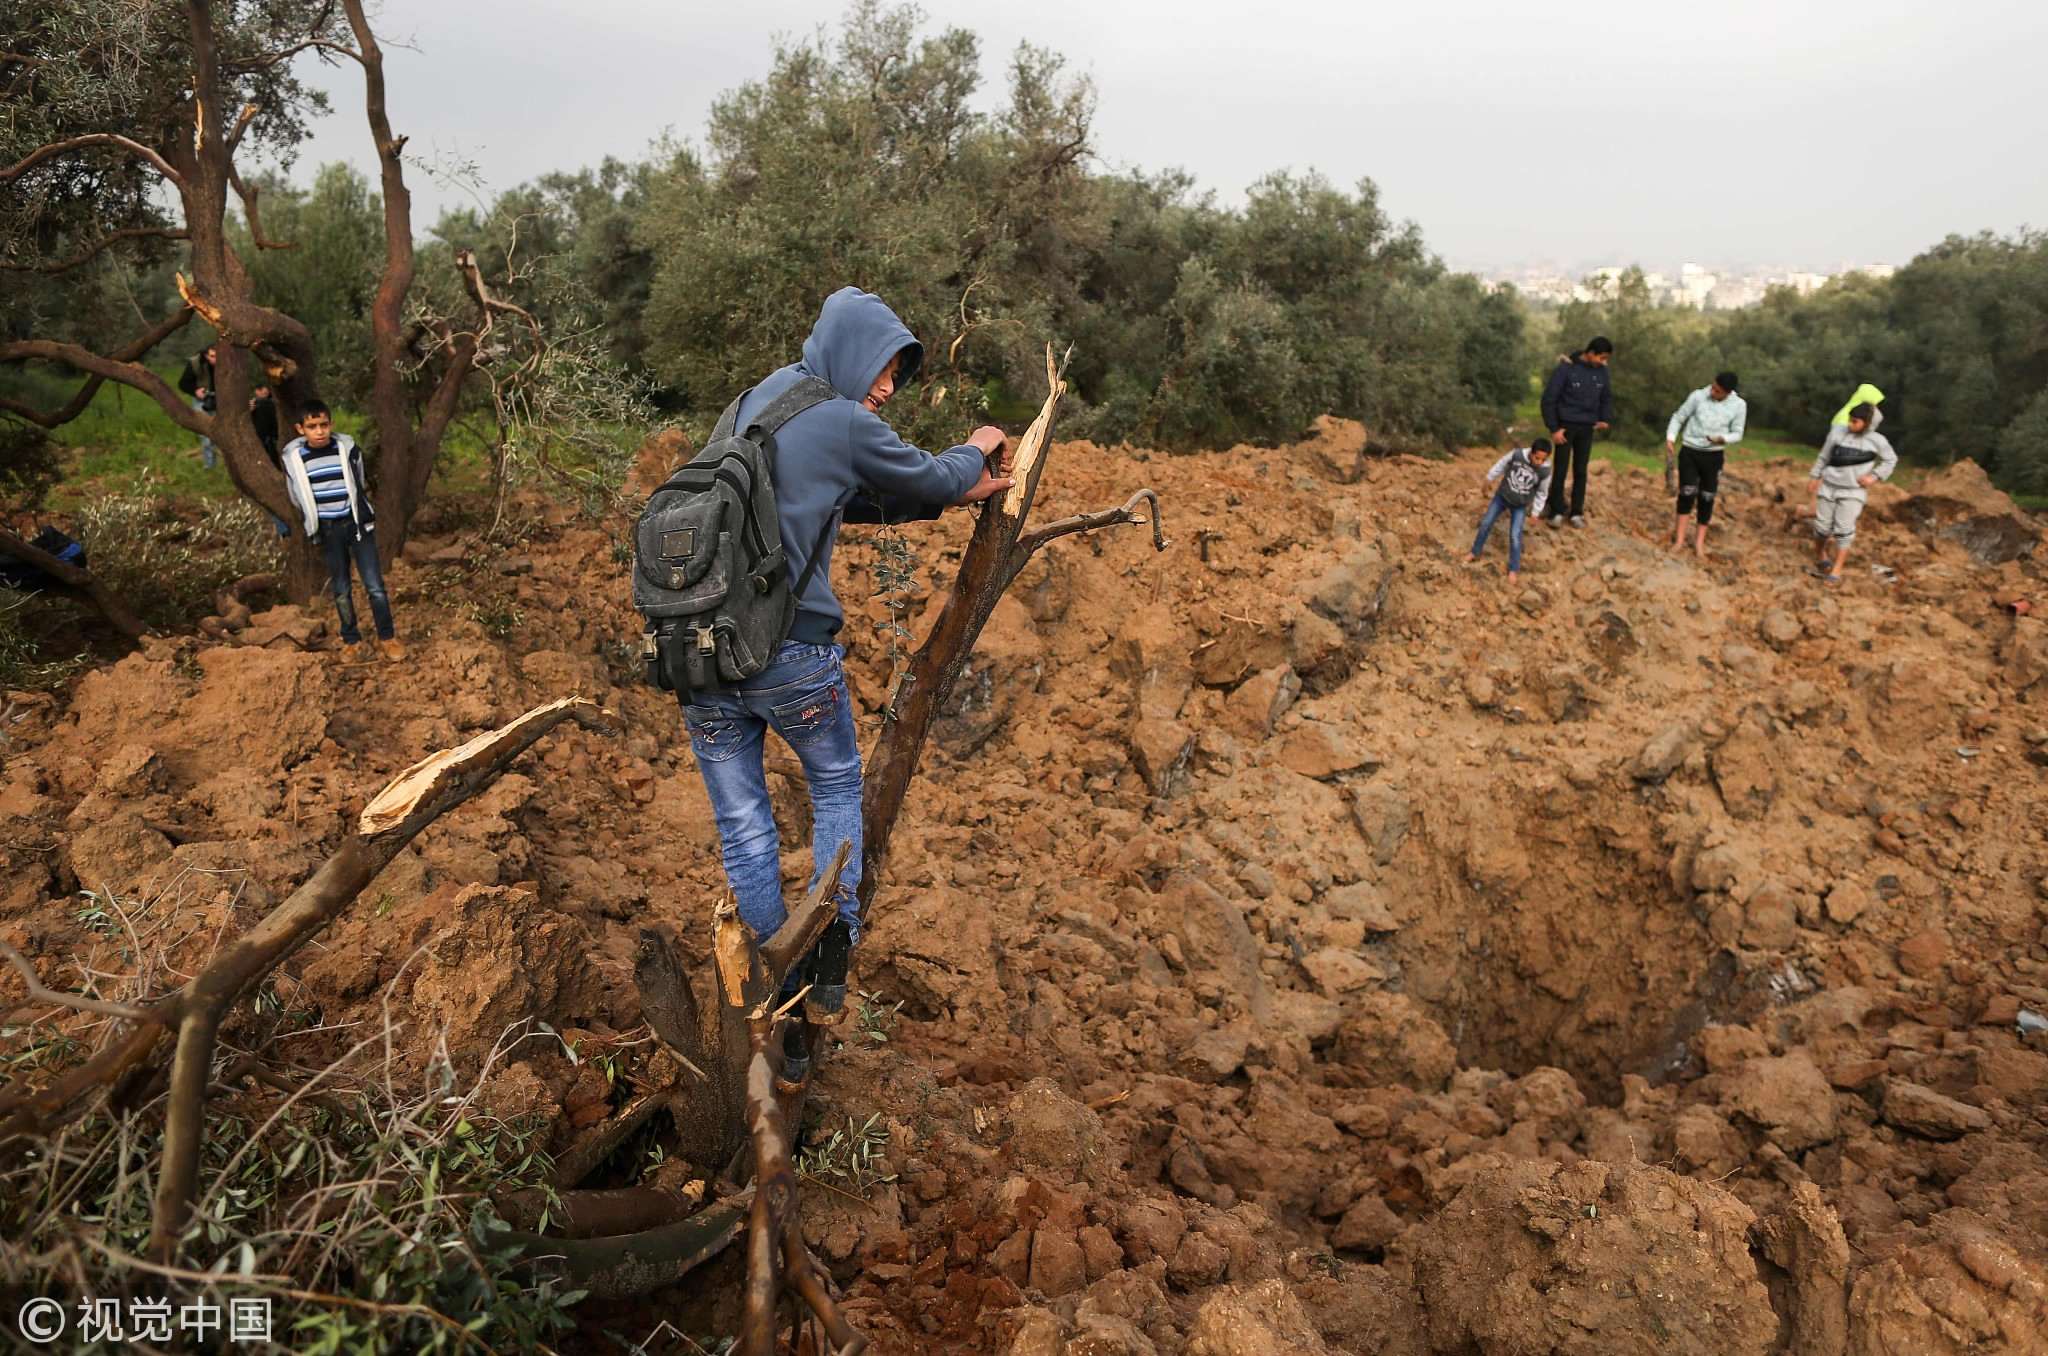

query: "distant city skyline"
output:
1480 257 1901 308
287 1 2048 274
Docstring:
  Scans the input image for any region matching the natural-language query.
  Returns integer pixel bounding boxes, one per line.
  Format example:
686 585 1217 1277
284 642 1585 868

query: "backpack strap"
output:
712 392 746 441
788 507 841 604
745 375 838 441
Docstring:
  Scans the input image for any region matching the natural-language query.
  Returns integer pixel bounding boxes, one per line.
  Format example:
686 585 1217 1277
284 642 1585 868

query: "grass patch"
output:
1507 387 1814 472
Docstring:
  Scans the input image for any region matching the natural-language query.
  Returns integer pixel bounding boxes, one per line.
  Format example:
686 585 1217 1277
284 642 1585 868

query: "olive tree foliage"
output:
1716 231 2048 484
1 0 648 596
637 2 1090 448
634 2 1522 453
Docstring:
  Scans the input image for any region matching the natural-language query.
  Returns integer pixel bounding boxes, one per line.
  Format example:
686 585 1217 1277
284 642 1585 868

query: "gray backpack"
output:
633 377 837 698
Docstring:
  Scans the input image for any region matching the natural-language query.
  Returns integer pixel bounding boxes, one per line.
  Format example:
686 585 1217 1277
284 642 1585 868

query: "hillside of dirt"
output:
4 423 2047 1354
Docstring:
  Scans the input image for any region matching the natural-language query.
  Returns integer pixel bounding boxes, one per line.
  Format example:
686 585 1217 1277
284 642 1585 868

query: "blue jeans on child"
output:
681 641 863 957
318 518 394 642
1471 494 1529 572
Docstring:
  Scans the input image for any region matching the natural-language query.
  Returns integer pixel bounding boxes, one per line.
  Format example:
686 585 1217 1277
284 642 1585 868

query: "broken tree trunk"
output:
858 345 1164 915
0 698 618 1262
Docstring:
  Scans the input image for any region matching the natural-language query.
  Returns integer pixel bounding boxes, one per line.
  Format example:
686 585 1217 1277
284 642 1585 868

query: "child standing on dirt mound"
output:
280 401 405 660
676 287 1011 1083
1466 438 1552 581
1807 402 1897 583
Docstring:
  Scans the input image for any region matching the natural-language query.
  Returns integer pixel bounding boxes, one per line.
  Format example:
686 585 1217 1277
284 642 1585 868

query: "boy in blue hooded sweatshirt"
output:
681 288 1010 1078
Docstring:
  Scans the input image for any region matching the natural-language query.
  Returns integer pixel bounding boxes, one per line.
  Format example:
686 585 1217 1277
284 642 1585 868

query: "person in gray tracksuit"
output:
1807 402 1897 583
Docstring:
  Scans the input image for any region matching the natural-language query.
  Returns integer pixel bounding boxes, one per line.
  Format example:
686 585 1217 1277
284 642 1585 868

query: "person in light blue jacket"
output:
1664 371 1747 559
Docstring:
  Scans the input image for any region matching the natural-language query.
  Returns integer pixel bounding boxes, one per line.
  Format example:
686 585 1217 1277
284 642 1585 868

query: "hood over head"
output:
800 287 924 402
1831 383 1886 426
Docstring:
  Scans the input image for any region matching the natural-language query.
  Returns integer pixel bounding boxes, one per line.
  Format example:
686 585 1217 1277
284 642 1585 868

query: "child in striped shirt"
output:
281 402 404 659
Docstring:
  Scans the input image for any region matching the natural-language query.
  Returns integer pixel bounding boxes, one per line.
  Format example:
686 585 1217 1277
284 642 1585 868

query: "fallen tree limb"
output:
0 525 149 642
0 697 618 1263
495 1184 706 1239
502 1192 751 1300
144 697 616 1258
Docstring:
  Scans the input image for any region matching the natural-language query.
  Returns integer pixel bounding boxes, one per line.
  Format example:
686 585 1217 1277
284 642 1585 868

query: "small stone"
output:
1029 1227 1087 1297
1633 723 1692 781
1301 947 1383 996
1896 930 1948 980
1331 1193 1403 1251
1758 608 1804 650
1276 722 1379 781
1882 1080 1991 1139
1824 881 1871 925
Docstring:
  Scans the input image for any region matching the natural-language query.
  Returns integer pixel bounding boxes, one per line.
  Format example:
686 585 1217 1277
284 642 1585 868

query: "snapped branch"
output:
1010 487 1167 584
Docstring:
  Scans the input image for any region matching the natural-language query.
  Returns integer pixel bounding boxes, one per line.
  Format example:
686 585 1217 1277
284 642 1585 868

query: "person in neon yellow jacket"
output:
1832 383 1885 431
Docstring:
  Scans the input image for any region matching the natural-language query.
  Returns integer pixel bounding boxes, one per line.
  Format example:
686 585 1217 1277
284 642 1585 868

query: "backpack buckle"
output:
696 628 717 656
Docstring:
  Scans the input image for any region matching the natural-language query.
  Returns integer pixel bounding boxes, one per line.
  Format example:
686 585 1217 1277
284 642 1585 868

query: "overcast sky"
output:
290 0 2048 275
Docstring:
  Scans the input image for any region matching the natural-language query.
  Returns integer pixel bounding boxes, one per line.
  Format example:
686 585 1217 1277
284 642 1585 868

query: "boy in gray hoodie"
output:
680 288 1010 1079
1807 402 1897 582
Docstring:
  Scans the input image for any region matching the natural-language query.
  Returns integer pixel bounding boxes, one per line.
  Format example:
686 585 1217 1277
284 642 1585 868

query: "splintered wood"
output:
999 343 1068 520
358 696 602 835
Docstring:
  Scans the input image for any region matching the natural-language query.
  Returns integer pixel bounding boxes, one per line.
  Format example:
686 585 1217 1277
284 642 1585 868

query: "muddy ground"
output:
4 423 2047 1354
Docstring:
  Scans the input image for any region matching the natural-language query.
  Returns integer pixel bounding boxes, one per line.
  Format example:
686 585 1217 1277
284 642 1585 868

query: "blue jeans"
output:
682 641 863 953
318 518 394 642
1471 494 1529 572
192 399 216 469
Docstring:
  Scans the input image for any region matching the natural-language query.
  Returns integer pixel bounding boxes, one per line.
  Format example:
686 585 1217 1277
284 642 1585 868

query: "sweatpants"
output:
1814 488 1867 546
1675 445 1724 524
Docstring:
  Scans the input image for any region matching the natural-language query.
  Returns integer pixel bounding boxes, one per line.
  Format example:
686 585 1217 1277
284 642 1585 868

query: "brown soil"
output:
5 420 2047 1354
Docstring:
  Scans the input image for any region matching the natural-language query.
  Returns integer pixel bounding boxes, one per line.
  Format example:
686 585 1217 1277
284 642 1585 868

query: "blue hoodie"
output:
732 288 986 645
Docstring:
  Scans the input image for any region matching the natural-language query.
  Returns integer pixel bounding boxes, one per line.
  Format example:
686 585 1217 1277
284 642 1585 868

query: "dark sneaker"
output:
804 919 853 1027
774 1019 810 1091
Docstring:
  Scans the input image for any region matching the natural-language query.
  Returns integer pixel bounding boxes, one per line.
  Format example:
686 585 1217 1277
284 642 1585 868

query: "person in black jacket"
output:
176 345 220 469
1539 336 1614 527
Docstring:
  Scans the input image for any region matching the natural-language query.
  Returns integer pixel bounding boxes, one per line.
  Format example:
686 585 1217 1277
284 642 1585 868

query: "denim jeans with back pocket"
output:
682 641 863 953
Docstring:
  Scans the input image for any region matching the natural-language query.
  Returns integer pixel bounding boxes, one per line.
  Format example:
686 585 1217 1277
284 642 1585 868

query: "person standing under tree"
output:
1665 371 1747 559
1540 336 1613 528
176 344 220 469
280 401 406 659
1807 402 1896 584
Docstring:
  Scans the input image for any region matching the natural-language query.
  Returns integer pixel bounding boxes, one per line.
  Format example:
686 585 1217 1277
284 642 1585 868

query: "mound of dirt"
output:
4 431 2046 1353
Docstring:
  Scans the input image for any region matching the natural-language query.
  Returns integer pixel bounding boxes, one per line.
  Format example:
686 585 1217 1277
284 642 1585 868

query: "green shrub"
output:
74 477 282 628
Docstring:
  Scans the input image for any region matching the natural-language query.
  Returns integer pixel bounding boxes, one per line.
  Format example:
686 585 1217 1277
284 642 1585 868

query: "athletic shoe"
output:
775 1019 810 1091
1546 515 1565 529
379 637 408 661
1569 515 1587 529
804 919 853 1027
